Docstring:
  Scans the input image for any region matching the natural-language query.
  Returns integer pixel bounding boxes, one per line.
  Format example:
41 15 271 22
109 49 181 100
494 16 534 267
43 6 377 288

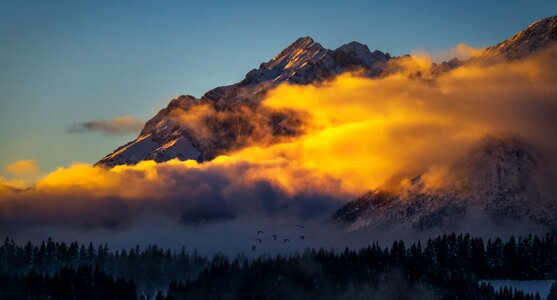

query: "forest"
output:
1 233 556 299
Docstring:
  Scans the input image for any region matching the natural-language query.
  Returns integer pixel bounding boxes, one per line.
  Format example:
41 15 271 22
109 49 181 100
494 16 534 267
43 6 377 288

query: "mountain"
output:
429 15 557 73
97 37 391 167
331 17 557 232
332 136 557 232
98 16 557 167
481 15 557 61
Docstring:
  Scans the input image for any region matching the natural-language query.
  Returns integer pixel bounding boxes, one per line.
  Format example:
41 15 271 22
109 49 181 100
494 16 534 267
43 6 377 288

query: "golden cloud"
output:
2 44 557 229
5 159 39 176
2 159 40 188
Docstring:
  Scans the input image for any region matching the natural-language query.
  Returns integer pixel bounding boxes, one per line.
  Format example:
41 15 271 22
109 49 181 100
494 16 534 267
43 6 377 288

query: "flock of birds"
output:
251 225 306 251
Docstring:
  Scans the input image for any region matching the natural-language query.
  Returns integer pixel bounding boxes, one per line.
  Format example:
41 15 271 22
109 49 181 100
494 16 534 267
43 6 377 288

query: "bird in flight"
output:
257 230 264 234
257 238 262 243
300 235 305 240
296 225 305 229
283 238 290 243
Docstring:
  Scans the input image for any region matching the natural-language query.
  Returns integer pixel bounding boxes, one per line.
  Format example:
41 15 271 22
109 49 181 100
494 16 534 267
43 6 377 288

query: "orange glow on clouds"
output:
2 45 557 227
1 159 40 189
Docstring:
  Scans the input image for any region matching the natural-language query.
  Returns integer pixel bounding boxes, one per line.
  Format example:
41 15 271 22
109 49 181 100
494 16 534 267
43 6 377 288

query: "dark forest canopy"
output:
1 232 556 299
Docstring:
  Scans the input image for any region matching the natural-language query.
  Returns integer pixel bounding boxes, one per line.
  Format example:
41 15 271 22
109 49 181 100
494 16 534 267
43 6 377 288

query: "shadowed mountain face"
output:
332 136 557 232
97 37 391 167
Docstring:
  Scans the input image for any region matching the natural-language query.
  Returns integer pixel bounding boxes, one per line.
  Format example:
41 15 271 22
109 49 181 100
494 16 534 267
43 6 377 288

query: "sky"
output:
1 0 556 175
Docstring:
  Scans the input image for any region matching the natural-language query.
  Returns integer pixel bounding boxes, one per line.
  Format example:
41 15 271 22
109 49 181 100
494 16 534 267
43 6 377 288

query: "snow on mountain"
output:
97 37 391 167
98 16 557 168
239 37 390 88
481 15 557 61
431 16 557 73
332 136 557 232
265 37 327 69
98 95 202 165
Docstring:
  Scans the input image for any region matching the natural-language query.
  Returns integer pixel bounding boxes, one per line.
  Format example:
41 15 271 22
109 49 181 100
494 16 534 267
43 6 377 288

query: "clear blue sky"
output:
1 0 555 174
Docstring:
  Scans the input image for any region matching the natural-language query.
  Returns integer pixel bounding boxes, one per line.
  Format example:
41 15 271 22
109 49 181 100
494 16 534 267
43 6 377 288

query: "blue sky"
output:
1 0 555 174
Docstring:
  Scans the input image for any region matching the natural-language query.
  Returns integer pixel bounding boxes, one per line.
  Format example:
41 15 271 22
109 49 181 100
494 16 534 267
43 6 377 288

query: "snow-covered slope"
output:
481 16 557 61
332 136 557 232
97 37 391 166
98 95 201 165
432 16 557 72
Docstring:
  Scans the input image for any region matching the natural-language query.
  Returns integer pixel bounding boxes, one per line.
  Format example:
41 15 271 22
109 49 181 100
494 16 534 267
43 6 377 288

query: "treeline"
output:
0 238 209 291
164 271 549 300
161 232 557 299
1 233 556 299
0 265 136 300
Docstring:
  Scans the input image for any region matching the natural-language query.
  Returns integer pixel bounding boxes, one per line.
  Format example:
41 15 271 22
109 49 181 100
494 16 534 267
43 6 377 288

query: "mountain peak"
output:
482 15 557 60
335 41 389 67
336 41 370 53
526 15 557 30
292 36 315 45
262 36 328 71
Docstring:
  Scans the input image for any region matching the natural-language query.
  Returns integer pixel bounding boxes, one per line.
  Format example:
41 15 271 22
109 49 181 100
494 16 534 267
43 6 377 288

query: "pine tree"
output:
547 281 557 300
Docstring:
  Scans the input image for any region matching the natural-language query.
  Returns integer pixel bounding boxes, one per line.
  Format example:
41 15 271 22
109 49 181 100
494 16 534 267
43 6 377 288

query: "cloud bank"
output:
2 45 557 235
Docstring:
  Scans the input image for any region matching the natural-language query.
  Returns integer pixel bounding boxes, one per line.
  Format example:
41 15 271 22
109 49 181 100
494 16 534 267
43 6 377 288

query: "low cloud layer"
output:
2 45 557 237
0 159 345 232
70 116 144 135
0 159 40 188
428 43 485 62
